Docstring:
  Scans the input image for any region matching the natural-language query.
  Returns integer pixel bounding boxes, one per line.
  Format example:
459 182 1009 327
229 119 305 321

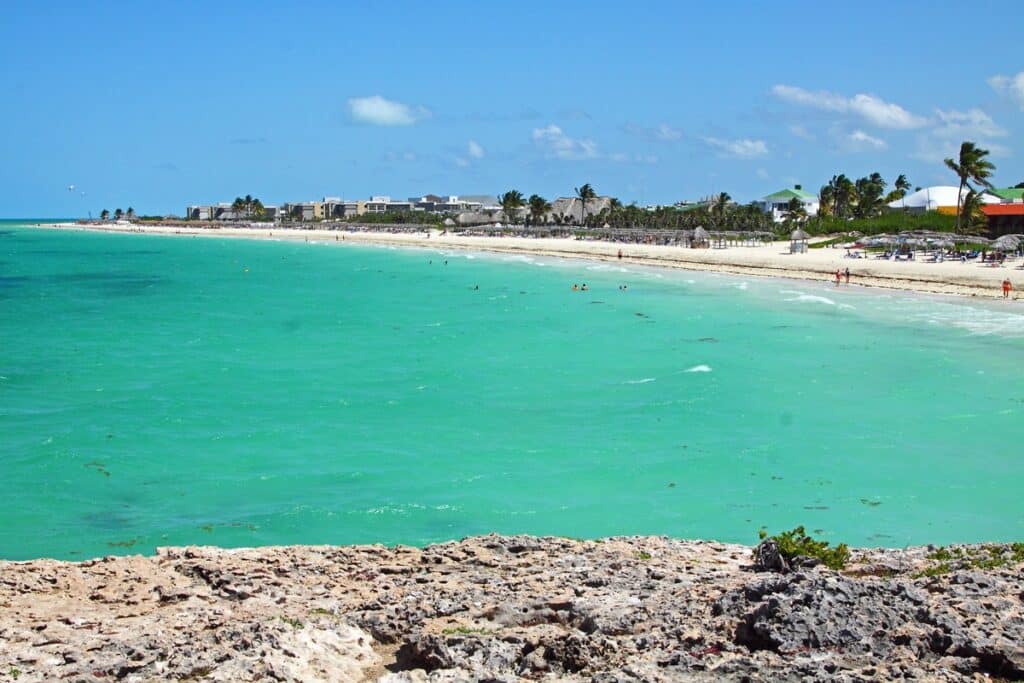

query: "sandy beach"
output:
33 222 1024 300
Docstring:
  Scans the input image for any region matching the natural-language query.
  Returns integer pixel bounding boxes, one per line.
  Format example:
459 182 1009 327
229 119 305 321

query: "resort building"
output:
409 195 485 213
186 205 215 220
886 186 999 214
759 187 819 222
282 201 324 221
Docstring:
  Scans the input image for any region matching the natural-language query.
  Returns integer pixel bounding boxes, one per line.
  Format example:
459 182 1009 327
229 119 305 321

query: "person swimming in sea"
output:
581 283 588 291
571 283 579 291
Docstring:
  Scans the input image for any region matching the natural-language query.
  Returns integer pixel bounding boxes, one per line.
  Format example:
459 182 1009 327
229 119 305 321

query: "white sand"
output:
35 222 1024 300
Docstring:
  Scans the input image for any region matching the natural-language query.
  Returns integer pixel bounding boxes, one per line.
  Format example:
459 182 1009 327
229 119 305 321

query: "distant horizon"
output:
2 1 1022 216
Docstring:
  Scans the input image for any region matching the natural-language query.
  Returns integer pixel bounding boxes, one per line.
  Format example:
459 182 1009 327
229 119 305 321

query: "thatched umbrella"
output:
691 226 710 248
789 227 809 253
992 234 1020 251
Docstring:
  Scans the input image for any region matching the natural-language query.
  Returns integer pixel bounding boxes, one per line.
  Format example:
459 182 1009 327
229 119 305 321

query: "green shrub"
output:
759 525 850 570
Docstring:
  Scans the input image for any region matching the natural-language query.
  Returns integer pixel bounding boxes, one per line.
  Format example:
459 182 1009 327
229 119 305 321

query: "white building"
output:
759 187 819 222
887 185 1000 213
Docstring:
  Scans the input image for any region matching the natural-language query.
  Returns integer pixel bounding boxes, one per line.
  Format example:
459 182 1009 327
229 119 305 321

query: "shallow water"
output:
2 222 1023 560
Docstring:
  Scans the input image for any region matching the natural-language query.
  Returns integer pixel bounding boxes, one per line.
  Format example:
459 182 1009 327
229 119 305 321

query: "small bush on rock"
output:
758 526 850 570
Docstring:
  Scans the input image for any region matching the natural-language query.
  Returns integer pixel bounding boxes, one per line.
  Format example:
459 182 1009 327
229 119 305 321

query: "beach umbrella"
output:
992 235 1020 250
952 235 991 245
790 228 810 240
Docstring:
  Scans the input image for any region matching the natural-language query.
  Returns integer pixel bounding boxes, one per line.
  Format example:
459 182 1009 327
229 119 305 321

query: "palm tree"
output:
854 173 886 218
782 197 808 224
251 199 265 219
497 190 525 225
961 190 989 235
527 194 551 226
945 141 995 234
100 209 110 220
884 174 912 203
575 183 596 225
126 207 135 220
712 192 731 217
114 208 123 220
832 175 856 219
244 194 254 218
231 196 246 220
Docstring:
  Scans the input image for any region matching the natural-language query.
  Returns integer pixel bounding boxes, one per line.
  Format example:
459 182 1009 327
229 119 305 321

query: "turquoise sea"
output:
2 220 1023 560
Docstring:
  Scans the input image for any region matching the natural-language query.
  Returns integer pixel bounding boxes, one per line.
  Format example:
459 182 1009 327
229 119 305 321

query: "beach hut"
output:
790 228 809 254
691 226 710 248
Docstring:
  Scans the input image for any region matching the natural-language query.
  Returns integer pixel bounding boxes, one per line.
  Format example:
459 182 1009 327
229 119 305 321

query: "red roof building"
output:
982 203 1024 236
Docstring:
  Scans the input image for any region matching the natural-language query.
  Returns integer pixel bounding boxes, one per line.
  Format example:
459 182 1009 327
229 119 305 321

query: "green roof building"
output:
760 186 819 222
987 187 1024 202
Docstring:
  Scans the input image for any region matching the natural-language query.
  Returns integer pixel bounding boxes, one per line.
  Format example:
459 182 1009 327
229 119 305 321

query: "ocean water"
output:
2 221 1023 560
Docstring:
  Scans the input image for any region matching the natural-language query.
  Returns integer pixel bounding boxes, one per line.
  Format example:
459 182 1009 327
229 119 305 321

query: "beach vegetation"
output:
915 543 1024 578
758 525 850 570
944 141 995 234
803 210 956 237
575 183 597 224
280 616 304 629
527 194 552 226
884 174 912 204
497 190 525 226
100 209 110 220
345 211 442 226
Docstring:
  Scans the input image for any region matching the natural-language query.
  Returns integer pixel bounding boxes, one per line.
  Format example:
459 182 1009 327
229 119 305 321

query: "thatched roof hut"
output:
691 226 710 248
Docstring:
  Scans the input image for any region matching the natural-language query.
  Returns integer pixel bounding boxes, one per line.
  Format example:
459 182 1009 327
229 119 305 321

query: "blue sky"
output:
1 0 1022 216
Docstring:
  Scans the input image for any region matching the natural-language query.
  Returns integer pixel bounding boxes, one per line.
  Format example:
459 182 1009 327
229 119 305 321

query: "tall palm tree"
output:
884 174 912 204
114 208 123 220
712 192 731 217
126 207 135 219
575 183 597 225
232 196 246 220
527 194 551 226
945 141 995 234
832 175 856 219
100 209 110 220
244 194 254 218
854 173 886 218
782 197 808 224
497 190 525 225
818 184 835 218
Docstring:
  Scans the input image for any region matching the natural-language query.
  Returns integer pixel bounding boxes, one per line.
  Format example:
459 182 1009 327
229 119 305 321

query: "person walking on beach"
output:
834 270 841 286
1002 278 1012 299
844 267 850 284
618 249 623 260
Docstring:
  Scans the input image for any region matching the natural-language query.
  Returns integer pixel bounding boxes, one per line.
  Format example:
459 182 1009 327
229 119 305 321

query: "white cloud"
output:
771 84 928 129
347 95 429 126
623 122 682 142
384 151 418 162
702 136 768 159
931 108 1007 140
454 157 470 168
467 140 485 159
656 123 682 141
847 129 887 151
532 124 599 160
789 124 815 141
756 168 771 180
913 108 1009 163
988 72 1024 110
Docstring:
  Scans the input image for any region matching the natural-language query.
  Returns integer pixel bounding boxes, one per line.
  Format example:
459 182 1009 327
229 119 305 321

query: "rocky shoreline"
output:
1 535 1022 681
